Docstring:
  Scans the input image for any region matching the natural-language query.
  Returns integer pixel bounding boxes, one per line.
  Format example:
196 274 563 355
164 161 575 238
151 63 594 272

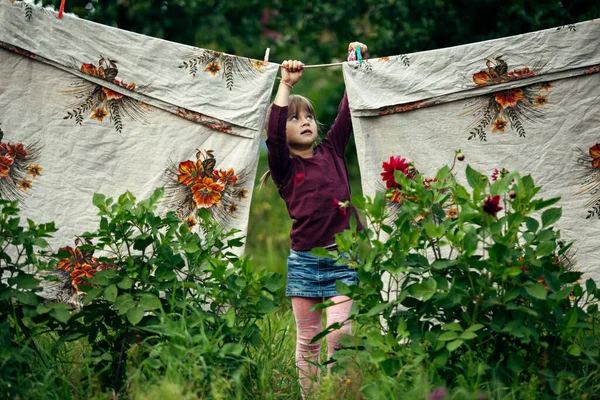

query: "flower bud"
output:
509 190 517 199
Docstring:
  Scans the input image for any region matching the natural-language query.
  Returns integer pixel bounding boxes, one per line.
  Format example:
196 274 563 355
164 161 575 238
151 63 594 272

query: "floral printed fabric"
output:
343 20 600 281
0 1 278 251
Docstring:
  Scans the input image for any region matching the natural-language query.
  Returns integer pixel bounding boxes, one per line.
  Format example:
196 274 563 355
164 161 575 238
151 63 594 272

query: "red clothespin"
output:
58 0 66 19
263 48 270 66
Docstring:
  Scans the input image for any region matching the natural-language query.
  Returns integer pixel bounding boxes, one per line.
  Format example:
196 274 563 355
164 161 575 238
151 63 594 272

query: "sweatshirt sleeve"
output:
265 104 292 187
321 91 352 157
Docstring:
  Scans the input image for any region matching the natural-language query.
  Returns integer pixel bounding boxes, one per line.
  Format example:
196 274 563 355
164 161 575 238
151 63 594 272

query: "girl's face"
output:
286 107 317 149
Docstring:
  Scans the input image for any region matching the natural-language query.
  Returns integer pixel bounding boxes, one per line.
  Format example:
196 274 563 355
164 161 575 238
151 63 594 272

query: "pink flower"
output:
333 198 348 217
483 195 503 217
491 168 509 181
381 156 411 188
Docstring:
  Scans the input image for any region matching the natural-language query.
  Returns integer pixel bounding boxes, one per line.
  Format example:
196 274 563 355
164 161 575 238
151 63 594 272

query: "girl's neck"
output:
289 146 314 159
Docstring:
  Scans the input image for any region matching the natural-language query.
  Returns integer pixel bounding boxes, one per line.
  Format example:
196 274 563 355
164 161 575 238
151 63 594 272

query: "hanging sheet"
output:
0 1 278 252
343 20 600 281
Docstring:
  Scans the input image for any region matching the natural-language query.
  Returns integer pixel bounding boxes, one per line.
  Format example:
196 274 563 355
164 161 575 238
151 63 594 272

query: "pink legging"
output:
291 295 353 397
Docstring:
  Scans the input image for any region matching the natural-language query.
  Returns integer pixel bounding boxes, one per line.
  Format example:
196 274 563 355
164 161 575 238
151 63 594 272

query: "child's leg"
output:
291 296 323 398
325 295 353 367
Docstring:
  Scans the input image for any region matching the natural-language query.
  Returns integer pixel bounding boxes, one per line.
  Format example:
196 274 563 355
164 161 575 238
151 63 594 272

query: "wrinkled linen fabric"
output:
0 1 278 251
343 20 600 281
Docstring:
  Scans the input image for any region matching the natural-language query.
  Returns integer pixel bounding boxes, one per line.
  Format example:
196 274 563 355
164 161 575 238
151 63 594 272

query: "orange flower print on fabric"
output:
535 94 547 106
472 56 535 87
205 61 221 76
178 160 204 186
446 207 458 219
27 164 42 177
70 263 97 287
101 87 124 101
191 177 224 208
378 57 390 62
494 89 524 108
492 118 508 132
19 178 32 191
57 246 85 272
184 216 197 230
252 60 265 70
91 108 108 122
1 143 27 159
66 57 145 134
540 82 552 91
213 168 238 185
164 149 249 228
590 144 600 169
0 134 42 202
0 155 14 178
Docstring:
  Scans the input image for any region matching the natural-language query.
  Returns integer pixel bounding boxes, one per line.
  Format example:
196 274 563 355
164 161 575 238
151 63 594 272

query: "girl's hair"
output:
259 94 318 188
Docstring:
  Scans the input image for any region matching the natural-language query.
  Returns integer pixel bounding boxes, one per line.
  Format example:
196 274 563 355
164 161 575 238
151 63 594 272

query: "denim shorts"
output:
286 249 359 298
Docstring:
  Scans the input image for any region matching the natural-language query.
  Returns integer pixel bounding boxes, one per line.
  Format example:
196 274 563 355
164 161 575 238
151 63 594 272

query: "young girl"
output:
265 42 367 397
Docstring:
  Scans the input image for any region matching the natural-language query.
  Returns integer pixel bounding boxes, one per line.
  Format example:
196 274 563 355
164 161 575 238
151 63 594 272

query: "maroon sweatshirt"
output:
266 93 363 251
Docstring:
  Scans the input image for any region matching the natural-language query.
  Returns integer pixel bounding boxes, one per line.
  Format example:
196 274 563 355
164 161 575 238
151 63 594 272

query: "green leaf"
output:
12 274 40 289
117 276 133 290
127 306 144 325
466 324 485 333
263 272 285 292
256 298 276 314
182 243 200 253
438 331 459 341
504 267 522 277
586 279 597 294
560 272 583 284
335 280 351 295
533 197 561 211
490 170 517 196
82 287 103 305
443 323 463 332
15 291 38 306
104 284 118 302
459 331 478 340
93 193 107 209
526 217 539 233
536 241 555 257
407 278 437 301
114 293 135 314
463 232 479 256
446 339 464 352
525 283 548 300
310 247 330 258
366 302 392 317
541 207 562 228
466 164 486 190
50 308 71 323
567 344 581 357
133 234 153 251
139 294 162 310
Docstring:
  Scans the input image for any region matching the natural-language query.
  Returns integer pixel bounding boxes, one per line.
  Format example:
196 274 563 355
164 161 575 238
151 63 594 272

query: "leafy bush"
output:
329 157 600 398
0 198 58 398
1 189 284 397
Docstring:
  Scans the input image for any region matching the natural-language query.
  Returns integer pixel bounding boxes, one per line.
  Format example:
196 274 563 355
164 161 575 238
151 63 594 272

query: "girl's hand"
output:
347 41 369 60
281 60 304 88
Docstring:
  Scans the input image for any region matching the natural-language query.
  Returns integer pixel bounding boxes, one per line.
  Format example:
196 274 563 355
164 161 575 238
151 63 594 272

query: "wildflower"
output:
333 198 349 217
482 195 502 217
381 156 411 188
491 168 509 181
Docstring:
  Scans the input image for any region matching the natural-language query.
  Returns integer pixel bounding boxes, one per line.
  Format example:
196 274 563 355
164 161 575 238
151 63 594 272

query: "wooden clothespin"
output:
264 48 270 66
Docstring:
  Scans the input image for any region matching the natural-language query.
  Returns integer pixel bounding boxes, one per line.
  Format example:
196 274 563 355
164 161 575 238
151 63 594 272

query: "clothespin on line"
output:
58 0 66 19
264 48 270 66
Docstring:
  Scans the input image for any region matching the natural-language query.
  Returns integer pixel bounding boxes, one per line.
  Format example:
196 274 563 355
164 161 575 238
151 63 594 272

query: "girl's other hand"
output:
348 41 369 60
281 60 304 87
